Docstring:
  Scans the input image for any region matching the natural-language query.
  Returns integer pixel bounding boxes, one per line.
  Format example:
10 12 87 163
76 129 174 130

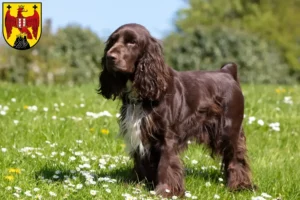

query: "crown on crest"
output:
18 5 24 9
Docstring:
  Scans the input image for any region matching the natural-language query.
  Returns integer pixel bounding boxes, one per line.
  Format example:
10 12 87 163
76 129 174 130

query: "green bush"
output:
164 26 295 84
0 22 104 85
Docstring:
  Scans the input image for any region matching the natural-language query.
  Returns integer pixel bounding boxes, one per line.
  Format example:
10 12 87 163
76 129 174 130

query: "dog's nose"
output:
106 53 117 61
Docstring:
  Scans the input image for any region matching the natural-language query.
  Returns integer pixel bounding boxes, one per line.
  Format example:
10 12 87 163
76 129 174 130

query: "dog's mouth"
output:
107 63 134 74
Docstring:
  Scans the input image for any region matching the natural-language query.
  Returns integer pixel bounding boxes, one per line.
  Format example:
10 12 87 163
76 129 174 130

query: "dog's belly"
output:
120 103 149 156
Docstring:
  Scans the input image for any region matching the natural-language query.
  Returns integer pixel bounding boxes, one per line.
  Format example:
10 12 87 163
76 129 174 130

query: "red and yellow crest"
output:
2 2 42 50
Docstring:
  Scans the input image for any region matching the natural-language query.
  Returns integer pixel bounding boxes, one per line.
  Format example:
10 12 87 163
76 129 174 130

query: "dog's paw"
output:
155 183 184 198
155 183 172 198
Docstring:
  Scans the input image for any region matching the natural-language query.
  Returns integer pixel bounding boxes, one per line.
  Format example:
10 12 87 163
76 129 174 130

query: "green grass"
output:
0 83 299 200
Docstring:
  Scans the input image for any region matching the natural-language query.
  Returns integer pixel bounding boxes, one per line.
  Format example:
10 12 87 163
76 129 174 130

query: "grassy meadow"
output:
0 83 299 200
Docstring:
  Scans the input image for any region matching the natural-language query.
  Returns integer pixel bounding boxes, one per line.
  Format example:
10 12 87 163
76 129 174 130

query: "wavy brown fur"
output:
98 23 254 198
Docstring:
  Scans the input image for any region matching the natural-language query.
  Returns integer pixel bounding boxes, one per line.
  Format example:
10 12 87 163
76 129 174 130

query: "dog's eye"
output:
127 40 137 46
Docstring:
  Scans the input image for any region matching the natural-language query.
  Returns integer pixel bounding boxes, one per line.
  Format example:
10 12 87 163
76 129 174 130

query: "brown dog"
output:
98 23 254 197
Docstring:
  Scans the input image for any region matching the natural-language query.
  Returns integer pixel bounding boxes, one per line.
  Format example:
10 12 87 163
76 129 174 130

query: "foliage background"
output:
0 0 299 84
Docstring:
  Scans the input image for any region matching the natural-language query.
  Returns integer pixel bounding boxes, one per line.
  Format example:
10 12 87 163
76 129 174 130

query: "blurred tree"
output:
174 0 300 79
53 25 104 84
164 26 293 84
0 20 105 85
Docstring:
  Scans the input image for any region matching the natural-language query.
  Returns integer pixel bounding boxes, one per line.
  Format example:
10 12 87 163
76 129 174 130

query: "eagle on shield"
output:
5 4 40 40
2 2 42 50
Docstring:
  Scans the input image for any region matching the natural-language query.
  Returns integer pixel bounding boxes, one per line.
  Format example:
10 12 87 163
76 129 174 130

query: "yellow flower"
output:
23 105 28 109
4 175 14 181
8 168 21 174
275 88 286 94
101 129 109 135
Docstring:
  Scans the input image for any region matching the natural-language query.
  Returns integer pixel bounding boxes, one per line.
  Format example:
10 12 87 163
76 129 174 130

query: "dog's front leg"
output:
155 138 184 198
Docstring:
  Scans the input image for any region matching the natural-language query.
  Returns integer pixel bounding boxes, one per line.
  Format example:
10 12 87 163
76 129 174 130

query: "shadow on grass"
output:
35 164 222 190
185 167 223 184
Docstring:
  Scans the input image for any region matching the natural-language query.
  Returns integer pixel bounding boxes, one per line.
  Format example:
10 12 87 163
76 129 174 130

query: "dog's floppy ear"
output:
133 37 169 101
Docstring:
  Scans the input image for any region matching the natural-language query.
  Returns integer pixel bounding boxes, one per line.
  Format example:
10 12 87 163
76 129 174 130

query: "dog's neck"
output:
125 80 141 104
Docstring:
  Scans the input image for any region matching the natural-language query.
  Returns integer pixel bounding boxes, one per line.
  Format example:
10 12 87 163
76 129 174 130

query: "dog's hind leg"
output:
221 90 254 191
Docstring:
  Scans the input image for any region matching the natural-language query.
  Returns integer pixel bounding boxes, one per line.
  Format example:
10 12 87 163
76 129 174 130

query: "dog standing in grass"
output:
98 23 254 197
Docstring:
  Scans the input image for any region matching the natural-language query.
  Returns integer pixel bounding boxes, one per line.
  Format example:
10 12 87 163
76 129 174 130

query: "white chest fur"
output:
120 103 148 156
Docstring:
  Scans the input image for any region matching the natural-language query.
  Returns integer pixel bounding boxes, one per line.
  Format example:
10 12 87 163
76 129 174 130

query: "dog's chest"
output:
120 103 149 156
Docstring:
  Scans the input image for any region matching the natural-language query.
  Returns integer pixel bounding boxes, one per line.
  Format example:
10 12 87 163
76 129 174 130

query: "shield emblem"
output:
2 2 42 50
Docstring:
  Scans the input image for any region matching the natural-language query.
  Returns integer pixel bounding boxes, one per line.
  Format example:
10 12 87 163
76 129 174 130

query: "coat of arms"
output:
2 2 42 50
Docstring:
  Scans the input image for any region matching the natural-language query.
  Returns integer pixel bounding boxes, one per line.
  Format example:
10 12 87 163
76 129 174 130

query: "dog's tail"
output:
221 62 240 83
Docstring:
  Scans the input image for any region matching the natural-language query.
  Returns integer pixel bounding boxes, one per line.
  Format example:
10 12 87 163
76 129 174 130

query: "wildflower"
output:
116 113 121 118
5 175 14 181
49 191 57 197
150 191 156 195
109 164 116 170
43 107 48 112
275 88 286 94
28 105 38 111
205 182 211 187
69 156 76 161
191 160 198 164
76 184 83 190
105 188 111 193
86 111 112 118
90 190 97 196
192 196 198 199
9 168 21 174
257 119 264 126
24 105 28 109
165 189 170 193
101 129 109 135
99 158 107 165
172 196 178 199
53 175 60 179
1 148 7 152
74 151 83 156
83 163 91 168
90 128 95 133
80 103 85 107
261 193 272 198
269 122 280 131
283 96 293 105
218 177 223 182
185 192 192 198
6 186 12 190
60 103 65 106
0 110 6 115
33 188 40 192
76 140 83 144
251 196 266 200
214 194 220 199
11 98 16 102
13 120 19 125
13 193 20 198
52 116 57 120
24 190 32 197
248 116 256 124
